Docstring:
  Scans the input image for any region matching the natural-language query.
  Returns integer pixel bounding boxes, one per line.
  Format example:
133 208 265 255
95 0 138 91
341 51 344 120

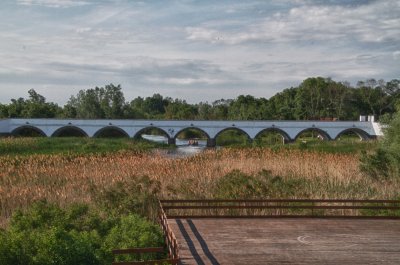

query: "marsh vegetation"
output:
0 108 399 264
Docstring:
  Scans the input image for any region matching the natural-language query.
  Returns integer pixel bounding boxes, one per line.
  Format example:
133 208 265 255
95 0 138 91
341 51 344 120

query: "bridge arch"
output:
213 127 252 146
173 127 210 140
214 127 251 140
93 126 129 138
334 128 371 141
133 126 170 141
254 128 291 143
294 128 331 141
51 126 88 137
11 125 46 137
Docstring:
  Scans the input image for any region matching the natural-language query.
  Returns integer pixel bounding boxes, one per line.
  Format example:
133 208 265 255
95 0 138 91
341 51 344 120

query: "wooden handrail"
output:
160 199 400 219
162 205 400 210
161 199 400 203
158 200 180 261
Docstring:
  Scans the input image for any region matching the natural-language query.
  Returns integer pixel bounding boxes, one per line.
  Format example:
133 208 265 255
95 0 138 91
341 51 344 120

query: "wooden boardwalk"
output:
170 218 400 265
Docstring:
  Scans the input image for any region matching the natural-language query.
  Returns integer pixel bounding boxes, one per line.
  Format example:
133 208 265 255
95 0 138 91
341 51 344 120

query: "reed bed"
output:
0 148 398 227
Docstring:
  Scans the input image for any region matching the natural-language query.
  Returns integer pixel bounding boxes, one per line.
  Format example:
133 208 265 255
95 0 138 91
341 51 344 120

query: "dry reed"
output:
0 148 398 227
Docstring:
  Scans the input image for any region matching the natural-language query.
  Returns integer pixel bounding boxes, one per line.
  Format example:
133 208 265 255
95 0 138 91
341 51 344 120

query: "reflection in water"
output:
141 134 207 158
141 134 168 144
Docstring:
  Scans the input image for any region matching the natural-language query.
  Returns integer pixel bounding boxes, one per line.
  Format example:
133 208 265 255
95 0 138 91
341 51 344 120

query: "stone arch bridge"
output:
0 119 382 147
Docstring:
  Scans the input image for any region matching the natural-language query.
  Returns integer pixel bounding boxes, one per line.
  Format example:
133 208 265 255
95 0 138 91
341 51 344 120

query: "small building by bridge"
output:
0 118 383 147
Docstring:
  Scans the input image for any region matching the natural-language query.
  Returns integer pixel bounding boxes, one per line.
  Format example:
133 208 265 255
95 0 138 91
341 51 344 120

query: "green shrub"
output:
360 149 391 179
1 201 164 265
361 107 400 179
103 215 165 263
93 175 160 220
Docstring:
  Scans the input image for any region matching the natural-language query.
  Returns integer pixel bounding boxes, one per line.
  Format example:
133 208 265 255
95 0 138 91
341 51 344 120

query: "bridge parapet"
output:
0 119 383 144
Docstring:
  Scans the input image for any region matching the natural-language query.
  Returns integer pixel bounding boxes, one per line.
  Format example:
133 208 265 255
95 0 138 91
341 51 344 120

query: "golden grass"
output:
0 148 399 226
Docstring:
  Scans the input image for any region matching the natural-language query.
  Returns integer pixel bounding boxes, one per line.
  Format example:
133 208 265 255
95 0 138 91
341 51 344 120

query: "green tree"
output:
0 89 61 118
228 95 265 120
267 88 297 120
295 77 331 120
141 94 169 118
23 89 61 118
125 97 147 119
0 103 8 118
65 84 126 119
100 84 125 119
383 79 400 114
165 99 197 119
196 102 212 120
355 79 389 116
210 99 230 120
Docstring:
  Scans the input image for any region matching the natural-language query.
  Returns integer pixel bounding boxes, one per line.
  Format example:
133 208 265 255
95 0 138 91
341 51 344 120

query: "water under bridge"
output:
0 118 383 147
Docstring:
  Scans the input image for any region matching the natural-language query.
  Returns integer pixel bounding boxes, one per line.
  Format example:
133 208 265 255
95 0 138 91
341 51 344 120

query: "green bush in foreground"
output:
0 201 164 265
361 105 400 179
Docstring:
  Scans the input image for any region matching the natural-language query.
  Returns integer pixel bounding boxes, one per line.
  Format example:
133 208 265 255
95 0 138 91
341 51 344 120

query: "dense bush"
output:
103 215 164 262
0 201 164 265
361 104 400 179
93 175 161 220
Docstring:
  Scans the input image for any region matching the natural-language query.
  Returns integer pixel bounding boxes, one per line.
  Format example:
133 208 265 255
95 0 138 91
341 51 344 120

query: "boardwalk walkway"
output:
170 218 400 265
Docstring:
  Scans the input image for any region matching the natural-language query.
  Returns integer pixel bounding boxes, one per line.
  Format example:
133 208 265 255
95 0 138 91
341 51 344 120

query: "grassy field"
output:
0 137 170 156
277 138 378 153
0 137 397 227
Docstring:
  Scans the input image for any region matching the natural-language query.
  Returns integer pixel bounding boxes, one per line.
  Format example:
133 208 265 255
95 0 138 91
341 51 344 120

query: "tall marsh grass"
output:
0 147 398 227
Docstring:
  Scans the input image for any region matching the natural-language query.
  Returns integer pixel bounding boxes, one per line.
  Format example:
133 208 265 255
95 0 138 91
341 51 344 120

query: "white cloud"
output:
393 51 400 60
17 0 90 8
75 27 91 33
186 1 400 45
1 0 399 104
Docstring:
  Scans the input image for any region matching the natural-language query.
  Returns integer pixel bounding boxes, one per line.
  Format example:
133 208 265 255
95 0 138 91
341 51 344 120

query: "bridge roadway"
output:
0 118 382 147
170 218 400 265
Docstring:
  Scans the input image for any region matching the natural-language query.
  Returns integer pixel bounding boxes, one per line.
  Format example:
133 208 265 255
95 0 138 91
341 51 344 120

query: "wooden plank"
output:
170 218 400 265
112 247 164 255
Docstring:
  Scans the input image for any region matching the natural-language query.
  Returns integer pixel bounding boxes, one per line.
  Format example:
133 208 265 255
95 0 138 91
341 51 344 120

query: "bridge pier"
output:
168 138 176 145
207 138 216 147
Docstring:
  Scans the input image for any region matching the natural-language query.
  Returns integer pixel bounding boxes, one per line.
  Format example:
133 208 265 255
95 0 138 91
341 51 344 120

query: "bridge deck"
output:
169 218 400 265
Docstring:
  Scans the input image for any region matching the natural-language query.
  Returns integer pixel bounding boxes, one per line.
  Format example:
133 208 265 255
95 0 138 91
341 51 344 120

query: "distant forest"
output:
0 77 399 121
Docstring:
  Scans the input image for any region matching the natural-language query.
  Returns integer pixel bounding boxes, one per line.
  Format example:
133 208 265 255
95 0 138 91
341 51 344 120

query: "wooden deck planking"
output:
169 218 400 265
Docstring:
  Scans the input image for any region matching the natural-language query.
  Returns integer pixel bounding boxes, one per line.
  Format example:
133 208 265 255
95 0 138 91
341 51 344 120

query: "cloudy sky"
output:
0 0 399 104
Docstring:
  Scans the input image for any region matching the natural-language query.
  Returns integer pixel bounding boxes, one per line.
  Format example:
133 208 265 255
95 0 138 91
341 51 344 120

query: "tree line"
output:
0 77 399 121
